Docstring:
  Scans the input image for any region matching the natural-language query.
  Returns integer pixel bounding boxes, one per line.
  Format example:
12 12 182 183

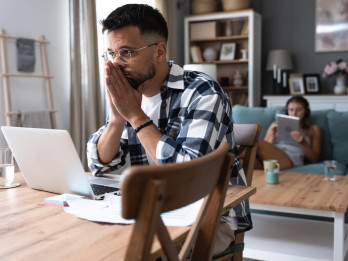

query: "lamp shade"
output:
183 64 217 80
266 49 293 70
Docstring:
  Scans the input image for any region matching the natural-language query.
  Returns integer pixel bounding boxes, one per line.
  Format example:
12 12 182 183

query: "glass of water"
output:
324 160 337 181
0 148 14 187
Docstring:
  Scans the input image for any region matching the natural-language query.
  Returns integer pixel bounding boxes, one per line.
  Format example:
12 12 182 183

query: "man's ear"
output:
155 42 167 63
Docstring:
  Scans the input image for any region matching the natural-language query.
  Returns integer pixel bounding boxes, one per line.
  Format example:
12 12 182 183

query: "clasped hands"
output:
104 61 148 127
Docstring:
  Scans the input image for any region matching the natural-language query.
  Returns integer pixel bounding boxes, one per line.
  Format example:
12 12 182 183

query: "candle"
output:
283 71 287 87
277 68 281 83
273 64 277 79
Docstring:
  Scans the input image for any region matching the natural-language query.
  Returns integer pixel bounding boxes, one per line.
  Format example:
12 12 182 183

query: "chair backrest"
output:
121 142 235 261
212 124 261 261
233 123 262 186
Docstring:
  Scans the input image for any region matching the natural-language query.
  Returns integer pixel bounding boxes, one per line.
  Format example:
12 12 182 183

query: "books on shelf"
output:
190 46 204 62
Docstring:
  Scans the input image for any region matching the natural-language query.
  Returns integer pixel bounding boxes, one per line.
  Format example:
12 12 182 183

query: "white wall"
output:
0 0 70 146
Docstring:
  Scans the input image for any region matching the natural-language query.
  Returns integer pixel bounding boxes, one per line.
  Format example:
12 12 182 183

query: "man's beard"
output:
122 63 156 90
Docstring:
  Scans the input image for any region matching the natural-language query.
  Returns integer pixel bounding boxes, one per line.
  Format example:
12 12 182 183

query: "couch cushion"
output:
327 110 348 165
232 105 285 138
310 110 333 161
283 161 347 175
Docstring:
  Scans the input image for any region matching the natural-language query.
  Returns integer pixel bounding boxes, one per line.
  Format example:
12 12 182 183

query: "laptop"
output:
1 126 120 200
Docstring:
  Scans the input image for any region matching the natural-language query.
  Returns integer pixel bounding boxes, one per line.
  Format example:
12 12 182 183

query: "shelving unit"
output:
0 28 57 127
184 10 261 106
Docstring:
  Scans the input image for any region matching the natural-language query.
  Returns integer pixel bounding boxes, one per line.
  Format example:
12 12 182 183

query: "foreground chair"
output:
121 142 235 261
213 123 262 261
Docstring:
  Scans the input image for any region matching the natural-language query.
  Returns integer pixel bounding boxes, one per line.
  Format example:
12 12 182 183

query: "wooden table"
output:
245 170 348 261
0 172 255 260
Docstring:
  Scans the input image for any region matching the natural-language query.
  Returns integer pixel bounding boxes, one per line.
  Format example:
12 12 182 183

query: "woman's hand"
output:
290 130 305 144
264 122 278 144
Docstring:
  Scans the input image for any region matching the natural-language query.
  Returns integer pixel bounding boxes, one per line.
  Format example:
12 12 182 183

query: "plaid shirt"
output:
87 62 252 232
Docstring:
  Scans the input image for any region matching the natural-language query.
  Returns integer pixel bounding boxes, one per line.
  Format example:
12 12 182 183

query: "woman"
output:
255 96 322 170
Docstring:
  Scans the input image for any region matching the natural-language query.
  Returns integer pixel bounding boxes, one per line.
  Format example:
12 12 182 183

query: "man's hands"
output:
104 61 148 127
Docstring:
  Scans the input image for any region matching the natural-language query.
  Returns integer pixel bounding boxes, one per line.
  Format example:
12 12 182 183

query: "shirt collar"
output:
164 62 185 91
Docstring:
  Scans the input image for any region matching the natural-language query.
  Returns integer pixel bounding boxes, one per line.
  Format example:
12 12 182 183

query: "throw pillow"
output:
327 110 348 165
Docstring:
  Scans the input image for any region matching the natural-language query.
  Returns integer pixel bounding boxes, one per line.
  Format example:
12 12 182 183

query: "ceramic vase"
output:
203 48 217 61
334 74 347 94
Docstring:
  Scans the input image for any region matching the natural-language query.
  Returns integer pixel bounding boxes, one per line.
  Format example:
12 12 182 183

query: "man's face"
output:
106 26 157 89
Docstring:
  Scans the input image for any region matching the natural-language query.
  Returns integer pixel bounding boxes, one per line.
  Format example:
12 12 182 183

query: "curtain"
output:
69 0 104 170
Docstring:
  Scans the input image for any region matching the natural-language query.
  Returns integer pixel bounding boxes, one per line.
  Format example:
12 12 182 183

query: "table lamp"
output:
266 50 293 94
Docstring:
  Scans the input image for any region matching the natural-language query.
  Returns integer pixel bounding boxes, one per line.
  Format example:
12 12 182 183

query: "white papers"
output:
64 194 203 227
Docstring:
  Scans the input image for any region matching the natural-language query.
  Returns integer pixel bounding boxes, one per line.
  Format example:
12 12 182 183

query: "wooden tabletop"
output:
250 170 348 213
0 172 255 260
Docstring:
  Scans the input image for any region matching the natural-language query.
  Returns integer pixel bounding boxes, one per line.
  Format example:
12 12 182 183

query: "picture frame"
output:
219 42 236 60
315 0 348 52
289 74 305 95
303 74 321 94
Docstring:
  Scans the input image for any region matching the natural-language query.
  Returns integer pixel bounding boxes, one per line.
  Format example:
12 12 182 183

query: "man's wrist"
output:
134 119 154 134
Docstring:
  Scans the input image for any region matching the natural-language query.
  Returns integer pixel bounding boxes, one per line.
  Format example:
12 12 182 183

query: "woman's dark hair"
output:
101 4 168 43
285 95 311 129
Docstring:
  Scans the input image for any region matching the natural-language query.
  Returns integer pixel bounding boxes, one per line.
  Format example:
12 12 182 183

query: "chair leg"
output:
231 233 244 261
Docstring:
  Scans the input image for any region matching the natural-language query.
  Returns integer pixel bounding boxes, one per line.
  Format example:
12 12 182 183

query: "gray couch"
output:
232 105 348 175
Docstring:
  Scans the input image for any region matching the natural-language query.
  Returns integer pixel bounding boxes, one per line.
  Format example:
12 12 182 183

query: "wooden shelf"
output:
1 73 54 78
190 35 248 42
189 59 248 65
223 86 248 91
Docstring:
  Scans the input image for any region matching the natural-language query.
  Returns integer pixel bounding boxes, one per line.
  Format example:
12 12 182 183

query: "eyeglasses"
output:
102 43 158 64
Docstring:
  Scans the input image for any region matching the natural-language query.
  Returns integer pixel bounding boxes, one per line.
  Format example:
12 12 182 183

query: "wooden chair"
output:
121 142 235 261
213 123 262 261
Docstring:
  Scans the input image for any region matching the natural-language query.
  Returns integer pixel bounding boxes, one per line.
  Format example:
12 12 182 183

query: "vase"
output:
203 48 217 61
334 74 347 94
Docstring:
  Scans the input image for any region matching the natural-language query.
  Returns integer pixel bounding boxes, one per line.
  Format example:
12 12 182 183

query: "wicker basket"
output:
221 0 250 11
192 0 218 14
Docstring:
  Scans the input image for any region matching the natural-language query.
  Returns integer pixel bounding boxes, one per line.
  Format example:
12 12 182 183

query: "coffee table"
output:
244 170 348 261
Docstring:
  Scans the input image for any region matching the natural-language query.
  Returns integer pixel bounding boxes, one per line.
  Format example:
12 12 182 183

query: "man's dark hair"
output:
101 4 168 43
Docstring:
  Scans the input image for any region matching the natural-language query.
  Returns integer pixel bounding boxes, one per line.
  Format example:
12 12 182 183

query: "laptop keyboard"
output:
90 183 119 196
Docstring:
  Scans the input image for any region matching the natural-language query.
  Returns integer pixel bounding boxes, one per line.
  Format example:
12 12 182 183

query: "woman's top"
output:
274 134 311 167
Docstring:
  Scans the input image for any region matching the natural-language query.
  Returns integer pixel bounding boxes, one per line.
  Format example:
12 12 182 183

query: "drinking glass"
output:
0 147 14 187
324 160 337 181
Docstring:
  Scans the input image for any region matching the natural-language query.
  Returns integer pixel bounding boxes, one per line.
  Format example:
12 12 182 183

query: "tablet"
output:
277 114 300 140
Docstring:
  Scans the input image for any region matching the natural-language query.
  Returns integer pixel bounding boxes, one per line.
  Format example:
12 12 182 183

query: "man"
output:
87 4 251 256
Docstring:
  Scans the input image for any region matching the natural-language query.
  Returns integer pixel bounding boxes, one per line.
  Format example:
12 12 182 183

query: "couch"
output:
232 105 348 175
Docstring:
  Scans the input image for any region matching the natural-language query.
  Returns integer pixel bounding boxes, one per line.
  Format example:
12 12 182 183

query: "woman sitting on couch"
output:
255 96 322 170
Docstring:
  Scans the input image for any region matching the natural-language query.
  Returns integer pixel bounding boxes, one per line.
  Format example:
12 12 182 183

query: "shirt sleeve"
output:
86 122 128 176
156 85 229 164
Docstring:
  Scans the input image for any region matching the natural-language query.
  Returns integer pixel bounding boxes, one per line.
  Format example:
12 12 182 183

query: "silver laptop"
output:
1 126 120 200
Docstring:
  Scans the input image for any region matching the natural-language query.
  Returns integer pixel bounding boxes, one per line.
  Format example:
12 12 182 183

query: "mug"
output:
263 159 280 174
266 169 279 184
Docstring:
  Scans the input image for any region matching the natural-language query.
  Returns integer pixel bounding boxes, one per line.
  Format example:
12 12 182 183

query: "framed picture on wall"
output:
304 74 321 94
219 43 236 60
289 74 305 95
315 0 348 52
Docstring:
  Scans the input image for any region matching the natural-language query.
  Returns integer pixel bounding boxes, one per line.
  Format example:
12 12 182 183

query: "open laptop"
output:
1 126 120 200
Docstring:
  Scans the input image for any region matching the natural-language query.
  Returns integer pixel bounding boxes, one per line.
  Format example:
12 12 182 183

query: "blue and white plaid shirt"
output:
87 62 252 232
